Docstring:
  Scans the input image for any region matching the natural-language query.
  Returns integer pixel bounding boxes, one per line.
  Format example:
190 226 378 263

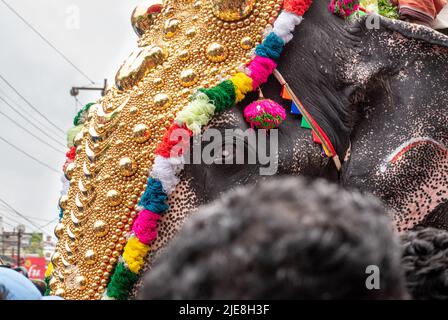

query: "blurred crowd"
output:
0 262 61 300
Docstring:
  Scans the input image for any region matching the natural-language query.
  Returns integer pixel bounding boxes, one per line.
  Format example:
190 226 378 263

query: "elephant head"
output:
148 0 448 274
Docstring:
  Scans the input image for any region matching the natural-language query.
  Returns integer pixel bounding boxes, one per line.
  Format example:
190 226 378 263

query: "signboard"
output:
23 257 47 280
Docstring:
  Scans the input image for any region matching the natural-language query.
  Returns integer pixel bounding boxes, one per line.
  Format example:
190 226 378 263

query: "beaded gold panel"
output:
50 0 282 300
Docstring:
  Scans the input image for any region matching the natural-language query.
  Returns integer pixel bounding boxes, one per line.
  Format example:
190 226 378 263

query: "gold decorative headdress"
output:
50 0 283 300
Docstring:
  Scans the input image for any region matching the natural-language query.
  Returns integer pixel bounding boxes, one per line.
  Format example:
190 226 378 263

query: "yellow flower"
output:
122 236 150 274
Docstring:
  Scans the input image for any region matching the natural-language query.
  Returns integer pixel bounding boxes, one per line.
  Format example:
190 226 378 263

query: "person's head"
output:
14 266 28 278
32 280 47 295
139 177 407 300
401 227 448 300
0 285 8 300
0 267 41 300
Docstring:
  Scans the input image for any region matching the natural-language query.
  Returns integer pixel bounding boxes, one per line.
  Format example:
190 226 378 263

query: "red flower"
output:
66 147 76 161
284 0 313 16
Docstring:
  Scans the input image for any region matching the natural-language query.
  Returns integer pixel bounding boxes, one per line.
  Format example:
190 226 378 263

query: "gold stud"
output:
133 124 151 143
51 252 61 266
153 78 163 87
55 288 65 297
54 223 64 239
240 36 254 50
153 93 172 110
59 195 69 210
178 50 189 61
206 43 228 63
130 0 163 37
148 46 167 66
96 124 105 133
185 27 197 38
119 157 137 177
211 0 256 21
49 277 58 290
179 69 198 87
73 131 84 147
164 18 180 38
75 276 87 290
93 220 109 237
193 1 202 10
85 250 96 265
106 190 121 207
129 106 139 115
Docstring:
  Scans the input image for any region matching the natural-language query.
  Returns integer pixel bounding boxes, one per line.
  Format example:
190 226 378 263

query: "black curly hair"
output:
401 227 448 300
138 177 406 300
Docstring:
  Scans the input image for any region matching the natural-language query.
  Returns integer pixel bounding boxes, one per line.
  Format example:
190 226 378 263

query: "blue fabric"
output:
0 267 42 300
138 178 169 214
255 33 284 61
291 102 301 115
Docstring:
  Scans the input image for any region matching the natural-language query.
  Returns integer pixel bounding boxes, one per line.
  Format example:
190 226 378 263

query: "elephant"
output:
132 0 448 294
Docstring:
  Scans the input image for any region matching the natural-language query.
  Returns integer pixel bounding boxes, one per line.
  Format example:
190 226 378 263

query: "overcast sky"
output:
0 0 141 237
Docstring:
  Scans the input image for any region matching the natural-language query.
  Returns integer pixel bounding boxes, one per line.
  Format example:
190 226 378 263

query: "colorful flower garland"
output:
102 0 315 300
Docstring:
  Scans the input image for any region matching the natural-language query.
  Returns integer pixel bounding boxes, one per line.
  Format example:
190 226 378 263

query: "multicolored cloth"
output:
396 0 447 25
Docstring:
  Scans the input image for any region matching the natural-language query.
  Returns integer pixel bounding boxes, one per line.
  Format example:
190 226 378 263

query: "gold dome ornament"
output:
54 223 65 239
131 0 163 37
65 162 77 180
241 36 254 50
54 288 65 297
51 251 61 266
49 277 58 291
178 49 190 61
106 190 122 207
119 157 137 177
133 124 151 143
59 195 69 211
75 276 87 290
179 69 199 87
164 18 181 38
73 130 84 147
116 45 168 91
93 220 109 237
206 43 228 63
84 250 97 265
211 0 257 21
153 93 172 110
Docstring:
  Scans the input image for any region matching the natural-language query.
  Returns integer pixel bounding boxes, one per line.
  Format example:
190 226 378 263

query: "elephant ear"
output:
340 15 448 88
341 15 448 233
375 16 448 47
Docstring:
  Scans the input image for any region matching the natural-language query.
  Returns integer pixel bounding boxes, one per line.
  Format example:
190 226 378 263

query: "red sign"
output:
23 257 47 280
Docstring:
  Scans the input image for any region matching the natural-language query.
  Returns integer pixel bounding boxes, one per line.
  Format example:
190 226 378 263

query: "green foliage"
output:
26 232 43 256
378 0 399 19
